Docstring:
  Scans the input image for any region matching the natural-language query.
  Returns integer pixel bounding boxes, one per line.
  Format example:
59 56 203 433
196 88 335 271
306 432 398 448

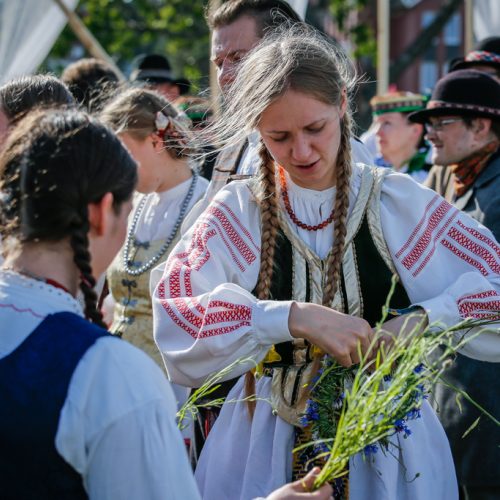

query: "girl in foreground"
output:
153 29 500 500
0 108 331 500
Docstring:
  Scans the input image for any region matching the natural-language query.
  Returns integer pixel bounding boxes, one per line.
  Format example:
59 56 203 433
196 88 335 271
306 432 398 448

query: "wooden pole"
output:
377 0 390 95
464 0 474 54
52 0 125 81
208 0 222 118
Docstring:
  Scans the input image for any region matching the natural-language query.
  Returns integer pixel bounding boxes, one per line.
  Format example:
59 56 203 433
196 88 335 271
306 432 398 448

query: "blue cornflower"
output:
304 400 320 422
413 363 425 374
395 418 412 438
406 407 422 420
363 443 379 457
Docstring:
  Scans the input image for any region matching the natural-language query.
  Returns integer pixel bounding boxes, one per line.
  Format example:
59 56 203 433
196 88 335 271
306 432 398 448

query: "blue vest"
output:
0 311 112 499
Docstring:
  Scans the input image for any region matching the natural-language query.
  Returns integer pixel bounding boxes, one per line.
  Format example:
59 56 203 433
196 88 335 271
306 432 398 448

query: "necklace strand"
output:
278 166 335 232
123 174 198 276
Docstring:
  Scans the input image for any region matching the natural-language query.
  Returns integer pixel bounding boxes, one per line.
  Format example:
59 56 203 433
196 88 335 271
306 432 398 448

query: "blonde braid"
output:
254 141 280 300
322 113 352 307
245 140 281 417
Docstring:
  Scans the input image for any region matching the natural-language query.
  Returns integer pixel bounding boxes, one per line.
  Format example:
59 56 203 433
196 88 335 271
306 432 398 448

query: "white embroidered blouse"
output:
152 163 500 388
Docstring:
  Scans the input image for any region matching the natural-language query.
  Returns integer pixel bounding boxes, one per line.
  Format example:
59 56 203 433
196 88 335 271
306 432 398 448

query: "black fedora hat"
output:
130 54 190 95
408 70 500 124
450 37 500 72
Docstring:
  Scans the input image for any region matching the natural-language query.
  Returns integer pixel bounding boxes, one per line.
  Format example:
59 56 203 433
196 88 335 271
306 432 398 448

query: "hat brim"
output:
451 59 500 71
408 106 500 124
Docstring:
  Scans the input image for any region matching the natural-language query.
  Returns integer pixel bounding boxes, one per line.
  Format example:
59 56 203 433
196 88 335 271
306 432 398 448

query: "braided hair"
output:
0 108 137 326
209 26 358 417
100 87 194 159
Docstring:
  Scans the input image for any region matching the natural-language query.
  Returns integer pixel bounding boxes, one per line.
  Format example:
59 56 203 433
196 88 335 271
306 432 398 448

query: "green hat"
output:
370 91 426 116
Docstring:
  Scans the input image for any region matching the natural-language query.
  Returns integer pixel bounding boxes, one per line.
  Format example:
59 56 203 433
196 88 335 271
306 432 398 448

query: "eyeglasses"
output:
425 118 463 132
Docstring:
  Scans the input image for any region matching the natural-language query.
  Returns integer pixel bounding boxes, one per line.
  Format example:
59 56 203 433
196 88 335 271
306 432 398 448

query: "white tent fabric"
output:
473 0 500 40
287 0 308 20
0 0 78 85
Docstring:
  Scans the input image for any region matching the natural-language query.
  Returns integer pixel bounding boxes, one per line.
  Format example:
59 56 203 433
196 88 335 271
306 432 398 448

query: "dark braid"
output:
70 216 106 328
0 108 137 326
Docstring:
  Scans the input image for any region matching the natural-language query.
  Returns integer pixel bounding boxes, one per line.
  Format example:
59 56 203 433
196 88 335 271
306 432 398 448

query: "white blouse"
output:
153 163 500 389
0 270 200 500
134 174 209 242
152 163 500 500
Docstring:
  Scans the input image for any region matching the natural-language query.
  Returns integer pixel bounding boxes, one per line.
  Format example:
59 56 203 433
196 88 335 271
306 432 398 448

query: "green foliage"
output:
44 0 211 91
327 0 376 61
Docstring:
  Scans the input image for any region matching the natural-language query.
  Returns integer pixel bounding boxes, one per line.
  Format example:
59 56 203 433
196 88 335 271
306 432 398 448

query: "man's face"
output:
425 115 479 166
211 15 260 94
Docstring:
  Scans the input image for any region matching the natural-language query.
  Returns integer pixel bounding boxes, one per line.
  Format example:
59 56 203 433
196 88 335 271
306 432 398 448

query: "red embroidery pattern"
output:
204 205 257 270
441 240 489 276
0 302 44 318
156 206 254 339
411 208 459 277
456 220 500 258
399 199 456 272
395 194 440 259
446 226 500 275
457 290 500 319
215 200 260 253
161 296 251 339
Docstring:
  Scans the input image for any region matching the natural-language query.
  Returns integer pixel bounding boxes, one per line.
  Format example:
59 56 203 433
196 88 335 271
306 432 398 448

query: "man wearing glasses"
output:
409 69 500 500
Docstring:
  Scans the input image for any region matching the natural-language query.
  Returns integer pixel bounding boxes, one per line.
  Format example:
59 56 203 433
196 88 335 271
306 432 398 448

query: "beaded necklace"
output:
278 166 335 232
123 174 198 276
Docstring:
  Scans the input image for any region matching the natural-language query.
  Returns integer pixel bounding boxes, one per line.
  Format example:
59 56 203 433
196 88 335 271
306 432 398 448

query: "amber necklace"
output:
278 166 335 232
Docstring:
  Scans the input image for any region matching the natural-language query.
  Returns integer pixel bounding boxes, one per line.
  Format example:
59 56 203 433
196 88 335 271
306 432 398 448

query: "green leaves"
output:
45 0 211 89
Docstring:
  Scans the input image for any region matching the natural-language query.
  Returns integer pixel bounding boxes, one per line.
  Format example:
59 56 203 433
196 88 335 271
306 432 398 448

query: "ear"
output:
87 192 115 237
411 122 424 140
150 132 165 153
472 117 492 138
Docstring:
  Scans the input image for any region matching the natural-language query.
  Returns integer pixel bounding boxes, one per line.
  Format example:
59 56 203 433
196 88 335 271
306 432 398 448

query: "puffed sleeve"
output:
152 181 293 387
379 172 500 362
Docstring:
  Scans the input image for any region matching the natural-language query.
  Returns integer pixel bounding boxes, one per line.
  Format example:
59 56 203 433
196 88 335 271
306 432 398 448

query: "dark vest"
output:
265 216 410 369
0 312 112 499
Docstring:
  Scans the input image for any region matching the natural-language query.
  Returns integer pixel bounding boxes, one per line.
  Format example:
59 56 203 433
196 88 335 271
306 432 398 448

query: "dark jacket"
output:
432 148 500 487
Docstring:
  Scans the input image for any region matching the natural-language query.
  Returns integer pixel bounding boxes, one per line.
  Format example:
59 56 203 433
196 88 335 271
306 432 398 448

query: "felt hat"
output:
408 70 500 124
130 54 190 95
450 36 500 72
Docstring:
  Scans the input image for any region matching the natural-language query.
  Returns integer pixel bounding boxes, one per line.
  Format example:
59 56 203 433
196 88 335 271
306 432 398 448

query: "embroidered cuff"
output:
253 300 294 345
413 294 458 329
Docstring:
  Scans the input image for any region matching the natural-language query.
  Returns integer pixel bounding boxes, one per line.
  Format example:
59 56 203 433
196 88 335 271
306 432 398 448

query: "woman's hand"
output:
289 302 374 367
265 467 333 499
375 308 429 351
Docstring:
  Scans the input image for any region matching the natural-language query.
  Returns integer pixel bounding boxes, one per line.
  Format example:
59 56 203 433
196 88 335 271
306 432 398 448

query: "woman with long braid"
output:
153 29 500 500
0 108 200 499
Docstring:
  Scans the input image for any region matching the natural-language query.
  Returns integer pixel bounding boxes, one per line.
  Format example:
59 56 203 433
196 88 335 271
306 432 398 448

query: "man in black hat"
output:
450 36 500 81
409 69 500 500
130 53 190 103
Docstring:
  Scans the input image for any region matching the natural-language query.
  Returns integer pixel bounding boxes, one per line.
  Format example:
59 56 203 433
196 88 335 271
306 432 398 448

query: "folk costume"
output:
370 92 431 183
410 69 500 499
153 161 500 500
0 270 200 499
108 174 208 370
